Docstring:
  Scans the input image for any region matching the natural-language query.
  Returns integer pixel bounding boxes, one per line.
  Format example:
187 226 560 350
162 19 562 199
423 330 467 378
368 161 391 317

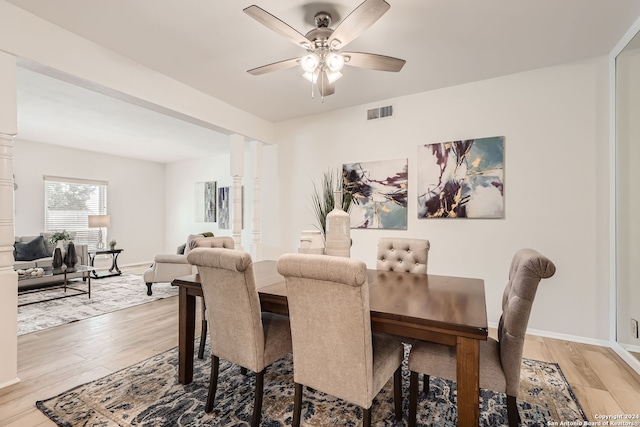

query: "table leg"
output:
178 287 196 384
90 253 98 279
109 252 122 274
456 336 480 427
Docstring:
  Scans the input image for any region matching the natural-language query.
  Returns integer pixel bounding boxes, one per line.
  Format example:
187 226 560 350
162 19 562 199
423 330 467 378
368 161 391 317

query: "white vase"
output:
298 230 325 255
325 191 351 257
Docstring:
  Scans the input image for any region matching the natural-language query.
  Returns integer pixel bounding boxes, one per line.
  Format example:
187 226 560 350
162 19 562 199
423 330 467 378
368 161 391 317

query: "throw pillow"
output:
184 234 203 256
14 235 50 261
40 232 55 256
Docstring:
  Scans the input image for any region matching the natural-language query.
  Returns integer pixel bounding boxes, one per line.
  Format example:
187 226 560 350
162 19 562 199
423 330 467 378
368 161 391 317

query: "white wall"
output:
164 147 255 254
264 56 610 342
13 139 165 265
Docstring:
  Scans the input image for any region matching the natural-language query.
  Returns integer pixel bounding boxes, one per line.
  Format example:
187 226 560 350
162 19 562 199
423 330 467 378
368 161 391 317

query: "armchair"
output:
143 234 234 296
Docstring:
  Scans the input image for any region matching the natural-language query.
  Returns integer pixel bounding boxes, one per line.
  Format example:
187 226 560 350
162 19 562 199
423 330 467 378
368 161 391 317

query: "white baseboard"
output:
611 342 640 375
487 322 610 347
619 342 640 353
486 322 640 375
0 376 20 390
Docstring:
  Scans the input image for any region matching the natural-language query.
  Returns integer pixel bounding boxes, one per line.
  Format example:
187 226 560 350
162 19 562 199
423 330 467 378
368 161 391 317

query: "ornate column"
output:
0 51 19 388
230 134 244 250
250 141 262 260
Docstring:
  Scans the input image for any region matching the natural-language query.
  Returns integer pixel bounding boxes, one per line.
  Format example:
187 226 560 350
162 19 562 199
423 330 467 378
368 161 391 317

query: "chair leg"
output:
197 300 207 359
251 369 265 427
205 355 219 413
146 282 153 296
293 383 303 427
362 406 371 427
506 394 519 427
393 366 402 420
422 374 430 394
408 371 419 427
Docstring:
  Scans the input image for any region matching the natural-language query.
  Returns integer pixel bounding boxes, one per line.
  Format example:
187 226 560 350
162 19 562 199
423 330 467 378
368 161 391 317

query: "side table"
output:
89 248 123 278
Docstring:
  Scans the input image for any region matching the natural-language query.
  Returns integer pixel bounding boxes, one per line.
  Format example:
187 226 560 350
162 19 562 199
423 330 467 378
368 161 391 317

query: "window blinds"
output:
43 176 108 248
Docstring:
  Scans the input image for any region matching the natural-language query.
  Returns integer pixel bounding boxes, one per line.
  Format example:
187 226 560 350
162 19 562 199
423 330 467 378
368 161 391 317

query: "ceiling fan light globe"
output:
326 52 345 72
302 70 320 83
326 70 343 84
301 53 320 72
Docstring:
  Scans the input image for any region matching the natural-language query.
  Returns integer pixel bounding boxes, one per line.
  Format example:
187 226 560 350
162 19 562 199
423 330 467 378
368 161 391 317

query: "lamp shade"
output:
88 214 111 228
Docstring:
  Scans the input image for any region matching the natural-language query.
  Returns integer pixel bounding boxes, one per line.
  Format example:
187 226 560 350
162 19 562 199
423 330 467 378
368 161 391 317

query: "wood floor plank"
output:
582 349 640 413
545 338 608 390
571 384 625 419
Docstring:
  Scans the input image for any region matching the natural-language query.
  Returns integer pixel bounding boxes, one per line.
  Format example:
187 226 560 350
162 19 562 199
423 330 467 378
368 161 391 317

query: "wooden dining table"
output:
172 260 488 427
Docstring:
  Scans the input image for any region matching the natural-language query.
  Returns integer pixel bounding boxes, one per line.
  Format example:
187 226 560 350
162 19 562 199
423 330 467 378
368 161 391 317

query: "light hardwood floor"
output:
1 267 639 426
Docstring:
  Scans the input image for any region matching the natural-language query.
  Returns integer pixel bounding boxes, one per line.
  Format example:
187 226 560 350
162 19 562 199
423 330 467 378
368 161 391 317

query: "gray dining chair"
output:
187 247 292 426
407 248 556 427
377 237 430 274
277 253 404 427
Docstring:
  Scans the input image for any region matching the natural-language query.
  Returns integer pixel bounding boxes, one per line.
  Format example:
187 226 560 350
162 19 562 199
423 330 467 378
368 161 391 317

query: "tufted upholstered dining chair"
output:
277 253 405 427
377 237 430 274
407 248 556 427
187 248 292 426
187 237 236 359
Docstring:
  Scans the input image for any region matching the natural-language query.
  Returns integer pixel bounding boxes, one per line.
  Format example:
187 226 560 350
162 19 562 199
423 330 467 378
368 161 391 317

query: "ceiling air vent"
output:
367 105 394 121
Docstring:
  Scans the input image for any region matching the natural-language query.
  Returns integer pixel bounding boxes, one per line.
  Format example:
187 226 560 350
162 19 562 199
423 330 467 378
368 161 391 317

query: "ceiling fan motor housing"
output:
314 11 332 28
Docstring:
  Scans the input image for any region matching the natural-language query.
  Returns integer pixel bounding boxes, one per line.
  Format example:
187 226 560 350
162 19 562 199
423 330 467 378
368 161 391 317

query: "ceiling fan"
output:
243 0 406 100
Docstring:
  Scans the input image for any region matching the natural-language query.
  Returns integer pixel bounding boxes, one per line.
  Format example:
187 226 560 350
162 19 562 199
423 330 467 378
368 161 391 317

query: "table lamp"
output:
88 214 111 249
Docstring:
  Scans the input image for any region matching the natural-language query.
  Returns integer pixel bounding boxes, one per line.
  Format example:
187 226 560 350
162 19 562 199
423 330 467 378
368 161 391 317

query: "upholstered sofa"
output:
143 234 235 295
14 234 89 290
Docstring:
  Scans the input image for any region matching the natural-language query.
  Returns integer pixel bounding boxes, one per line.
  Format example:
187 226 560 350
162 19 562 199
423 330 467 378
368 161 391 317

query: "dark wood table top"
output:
172 259 488 341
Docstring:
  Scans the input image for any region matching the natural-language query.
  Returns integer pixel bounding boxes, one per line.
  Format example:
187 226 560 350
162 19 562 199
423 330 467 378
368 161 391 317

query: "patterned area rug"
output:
36 343 587 426
18 274 177 335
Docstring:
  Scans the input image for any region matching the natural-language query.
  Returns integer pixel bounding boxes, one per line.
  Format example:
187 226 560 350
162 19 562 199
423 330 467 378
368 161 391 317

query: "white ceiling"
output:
9 0 640 163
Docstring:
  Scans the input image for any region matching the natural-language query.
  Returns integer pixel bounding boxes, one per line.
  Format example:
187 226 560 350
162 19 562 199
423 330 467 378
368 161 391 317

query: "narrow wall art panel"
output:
194 181 216 222
218 186 230 229
343 158 408 229
417 136 504 219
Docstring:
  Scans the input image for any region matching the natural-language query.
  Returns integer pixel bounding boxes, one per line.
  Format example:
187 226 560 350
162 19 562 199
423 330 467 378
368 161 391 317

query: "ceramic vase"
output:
52 247 63 270
298 230 325 255
325 191 351 257
64 241 78 269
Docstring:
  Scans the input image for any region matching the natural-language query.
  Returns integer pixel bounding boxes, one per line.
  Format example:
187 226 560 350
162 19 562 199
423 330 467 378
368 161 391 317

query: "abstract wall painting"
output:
194 181 216 222
417 136 504 219
218 186 230 229
343 158 408 229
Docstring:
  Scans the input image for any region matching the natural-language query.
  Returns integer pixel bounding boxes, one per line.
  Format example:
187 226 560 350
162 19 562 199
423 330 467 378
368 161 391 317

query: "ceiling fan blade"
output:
243 5 312 49
319 72 336 97
342 52 406 72
248 58 300 76
328 0 390 49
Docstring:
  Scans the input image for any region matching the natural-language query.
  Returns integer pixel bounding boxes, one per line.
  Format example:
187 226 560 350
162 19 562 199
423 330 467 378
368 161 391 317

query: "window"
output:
44 176 108 249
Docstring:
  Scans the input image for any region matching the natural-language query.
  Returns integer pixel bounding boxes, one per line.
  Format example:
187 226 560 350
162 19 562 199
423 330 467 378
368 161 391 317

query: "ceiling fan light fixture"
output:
301 53 320 72
302 68 320 83
326 52 345 72
326 70 343 84
330 39 342 49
